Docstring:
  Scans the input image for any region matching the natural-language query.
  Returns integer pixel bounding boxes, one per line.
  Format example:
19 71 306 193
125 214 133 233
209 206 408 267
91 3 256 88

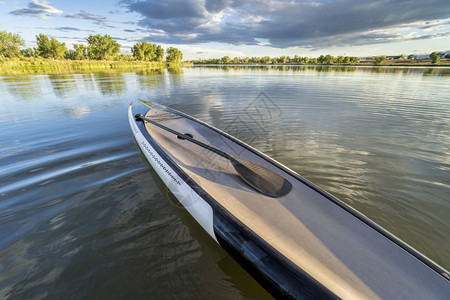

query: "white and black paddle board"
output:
129 101 450 299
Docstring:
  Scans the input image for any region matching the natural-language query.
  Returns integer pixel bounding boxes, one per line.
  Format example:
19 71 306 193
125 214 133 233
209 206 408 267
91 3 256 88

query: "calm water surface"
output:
0 66 449 298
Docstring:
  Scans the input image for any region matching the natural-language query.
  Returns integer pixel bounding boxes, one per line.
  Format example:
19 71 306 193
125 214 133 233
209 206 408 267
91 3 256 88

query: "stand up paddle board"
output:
129 101 450 299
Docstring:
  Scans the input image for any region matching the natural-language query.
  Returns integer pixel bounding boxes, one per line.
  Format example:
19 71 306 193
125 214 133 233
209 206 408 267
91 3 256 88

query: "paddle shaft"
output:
135 112 292 198
136 114 230 159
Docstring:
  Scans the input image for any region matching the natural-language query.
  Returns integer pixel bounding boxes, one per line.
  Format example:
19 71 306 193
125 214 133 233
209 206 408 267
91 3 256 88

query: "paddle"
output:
134 113 292 198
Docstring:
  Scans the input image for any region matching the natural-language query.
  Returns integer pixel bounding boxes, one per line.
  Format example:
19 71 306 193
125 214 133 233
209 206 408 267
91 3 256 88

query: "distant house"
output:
386 56 403 60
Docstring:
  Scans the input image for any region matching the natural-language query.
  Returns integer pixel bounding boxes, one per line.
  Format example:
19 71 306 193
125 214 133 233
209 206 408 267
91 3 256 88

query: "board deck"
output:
131 103 450 299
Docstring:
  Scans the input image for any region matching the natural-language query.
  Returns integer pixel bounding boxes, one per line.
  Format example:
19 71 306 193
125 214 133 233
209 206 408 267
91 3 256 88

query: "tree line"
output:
0 30 183 63
191 55 360 65
191 52 449 65
372 52 449 65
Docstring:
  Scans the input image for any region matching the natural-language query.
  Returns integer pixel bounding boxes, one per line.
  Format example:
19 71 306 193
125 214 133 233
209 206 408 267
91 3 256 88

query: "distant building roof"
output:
386 56 402 60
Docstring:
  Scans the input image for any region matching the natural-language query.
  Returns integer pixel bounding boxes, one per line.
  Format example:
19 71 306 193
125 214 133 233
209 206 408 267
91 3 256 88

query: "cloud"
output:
63 105 90 119
56 27 82 32
411 31 450 40
35 26 95 34
9 0 63 18
111 36 129 41
183 45 245 59
121 0 450 48
65 10 120 29
65 10 107 23
420 20 450 30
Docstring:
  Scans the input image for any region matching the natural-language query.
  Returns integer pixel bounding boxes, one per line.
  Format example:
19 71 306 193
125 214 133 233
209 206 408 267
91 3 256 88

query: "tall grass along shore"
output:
0 58 194 75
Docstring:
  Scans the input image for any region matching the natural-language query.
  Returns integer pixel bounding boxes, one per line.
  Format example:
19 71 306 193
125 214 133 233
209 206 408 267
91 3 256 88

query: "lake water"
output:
0 66 449 299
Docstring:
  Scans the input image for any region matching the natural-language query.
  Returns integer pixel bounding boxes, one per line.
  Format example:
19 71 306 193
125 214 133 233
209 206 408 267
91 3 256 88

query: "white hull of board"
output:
128 104 217 242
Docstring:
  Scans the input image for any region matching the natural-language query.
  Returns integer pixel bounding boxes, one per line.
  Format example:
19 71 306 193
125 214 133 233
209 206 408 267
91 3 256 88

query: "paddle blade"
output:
229 156 292 198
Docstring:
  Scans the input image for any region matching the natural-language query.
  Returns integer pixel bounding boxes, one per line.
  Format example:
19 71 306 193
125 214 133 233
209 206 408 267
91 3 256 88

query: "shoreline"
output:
191 63 450 68
0 59 192 75
1 59 449 76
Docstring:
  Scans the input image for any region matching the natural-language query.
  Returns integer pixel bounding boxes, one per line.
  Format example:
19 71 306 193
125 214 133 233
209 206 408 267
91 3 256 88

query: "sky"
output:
2 0 450 60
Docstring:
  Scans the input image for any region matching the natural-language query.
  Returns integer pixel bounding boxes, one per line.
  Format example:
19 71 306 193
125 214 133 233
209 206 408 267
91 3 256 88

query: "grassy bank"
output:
0 58 192 75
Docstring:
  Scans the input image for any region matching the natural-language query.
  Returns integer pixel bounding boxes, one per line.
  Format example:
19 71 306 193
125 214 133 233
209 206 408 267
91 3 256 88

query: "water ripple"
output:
0 152 135 198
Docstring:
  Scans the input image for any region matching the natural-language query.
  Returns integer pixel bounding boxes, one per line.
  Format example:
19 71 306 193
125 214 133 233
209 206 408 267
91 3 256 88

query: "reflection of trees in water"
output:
313 66 356 73
135 68 164 76
167 65 183 75
94 72 127 96
48 74 77 98
192 65 450 76
0 75 42 100
79 73 97 92
137 70 166 92
421 68 450 76
167 66 184 86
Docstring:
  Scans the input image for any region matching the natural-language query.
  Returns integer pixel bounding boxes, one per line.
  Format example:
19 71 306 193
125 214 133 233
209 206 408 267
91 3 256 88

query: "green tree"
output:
317 55 325 64
0 30 25 58
36 34 50 57
87 34 120 60
155 45 164 62
407 54 415 59
323 55 335 65
73 44 87 60
117 54 132 61
373 56 386 65
65 49 76 60
50 38 67 59
132 41 163 61
430 52 440 64
36 34 67 59
309 57 317 64
336 56 344 65
166 47 183 63
349 56 359 64
275 55 289 64
20 47 35 57
260 56 271 64
220 55 231 64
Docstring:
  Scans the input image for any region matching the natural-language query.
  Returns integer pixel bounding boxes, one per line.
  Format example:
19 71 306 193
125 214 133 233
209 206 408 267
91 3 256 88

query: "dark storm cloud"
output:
258 0 450 48
204 0 246 13
9 0 63 18
204 0 229 13
121 0 450 48
125 0 208 35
